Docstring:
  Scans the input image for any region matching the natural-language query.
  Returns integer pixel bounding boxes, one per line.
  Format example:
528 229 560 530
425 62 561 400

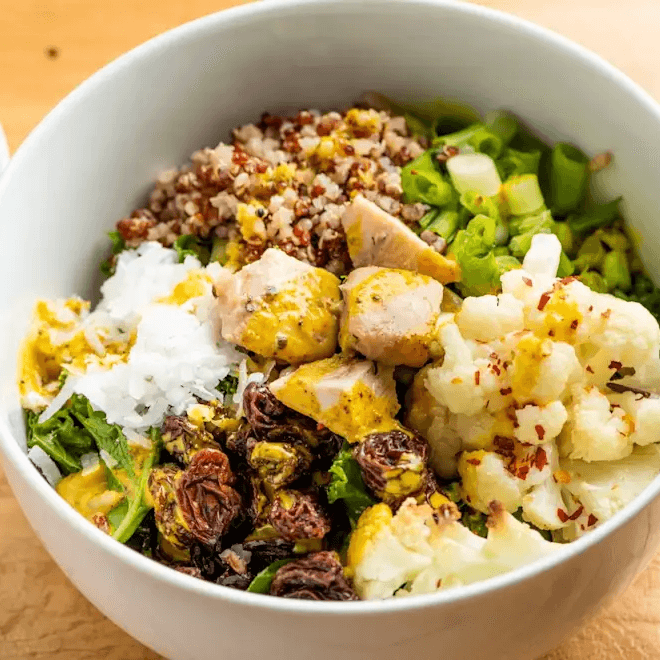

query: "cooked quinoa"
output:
115 108 430 275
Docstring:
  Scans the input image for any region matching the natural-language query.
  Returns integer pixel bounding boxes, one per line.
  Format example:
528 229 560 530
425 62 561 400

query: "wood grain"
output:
2 1 660 658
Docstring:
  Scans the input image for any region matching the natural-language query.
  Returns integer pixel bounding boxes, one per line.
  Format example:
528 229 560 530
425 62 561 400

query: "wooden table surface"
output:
2 1 660 658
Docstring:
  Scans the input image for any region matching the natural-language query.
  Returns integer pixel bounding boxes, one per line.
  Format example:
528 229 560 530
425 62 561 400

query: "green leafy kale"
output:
173 234 211 265
24 407 94 474
247 559 296 594
327 442 376 527
217 373 239 400
67 394 135 479
106 428 160 543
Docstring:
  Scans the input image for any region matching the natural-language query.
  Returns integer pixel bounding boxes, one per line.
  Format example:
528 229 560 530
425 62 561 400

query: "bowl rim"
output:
3 0 660 616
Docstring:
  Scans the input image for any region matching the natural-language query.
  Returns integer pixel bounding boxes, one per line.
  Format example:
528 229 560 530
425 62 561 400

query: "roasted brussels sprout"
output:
353 429 429 507
177 448 243 547
160 414 220 465
270 551 358 600
268 490 331 541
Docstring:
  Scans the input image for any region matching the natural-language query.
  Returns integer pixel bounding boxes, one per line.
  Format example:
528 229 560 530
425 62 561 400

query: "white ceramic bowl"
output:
3 2 660 659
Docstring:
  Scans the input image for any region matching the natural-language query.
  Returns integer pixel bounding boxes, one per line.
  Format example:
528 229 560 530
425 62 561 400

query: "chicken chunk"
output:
341 195 461 284
339 267 444 367
269 355 399 442
214 248 341 364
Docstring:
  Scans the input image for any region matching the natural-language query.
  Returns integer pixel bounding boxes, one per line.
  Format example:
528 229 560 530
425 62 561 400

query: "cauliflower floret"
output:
348 502 432 600
510 335 583 405
426 410 462 478
456 293 524 343
350 499 559 599
514 401 568 445
559 386 633 462
588 296 660 369
522 233 562 278
426 322 503 416
452 412 498 451
482 501 559 567
609 391 660 447
560 445 660 522
458 451 523 513
522 477 568 530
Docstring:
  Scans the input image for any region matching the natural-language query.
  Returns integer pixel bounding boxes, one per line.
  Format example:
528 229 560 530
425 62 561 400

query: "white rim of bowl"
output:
2 0 660 616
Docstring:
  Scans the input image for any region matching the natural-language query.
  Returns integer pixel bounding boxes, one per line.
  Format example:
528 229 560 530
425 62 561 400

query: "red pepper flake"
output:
502 361 510 371
602 309 612 319
466 458 482 466
534 425 546 442
490 352 498 360
499 387 512 396
534 446 548 470
560 276 577 285
311 184 326 198
316 423 326 431
587 514 598 527
586 365 594 374
516 465 530 480
557 509 569 523
569 506 584 521
494 435 515 451
538 293 551 311
492 365 501 376
523 277 533 287
588 305 594 312
570 319 579 330
548 330 555 337
474 371 480 386
609 361 623 370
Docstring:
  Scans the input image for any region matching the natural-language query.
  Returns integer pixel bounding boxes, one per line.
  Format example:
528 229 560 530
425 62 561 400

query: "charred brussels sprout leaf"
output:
327 442 376 528
247 558 296 594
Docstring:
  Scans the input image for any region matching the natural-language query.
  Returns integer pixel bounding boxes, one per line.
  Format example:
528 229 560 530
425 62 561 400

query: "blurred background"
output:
1 1 660 659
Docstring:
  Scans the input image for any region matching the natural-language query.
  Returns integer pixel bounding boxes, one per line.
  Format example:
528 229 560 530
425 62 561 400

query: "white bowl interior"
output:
3 2 660 659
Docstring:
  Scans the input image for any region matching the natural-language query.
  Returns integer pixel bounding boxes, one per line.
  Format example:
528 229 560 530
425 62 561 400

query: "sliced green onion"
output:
549 143 589 214
567 198 622 234
495 255 521 278
507 210 554 259
496 147 542 180
447 153 502 197
421 210 460 242
579 270 609 293
484 110 519 146
557 251 574 278
595 228 629 253
602 251 632 292
401 150 455 206
552 222 576 257
574 234 606 272
468 128 504 159
502 174 545 216
493 246 511 257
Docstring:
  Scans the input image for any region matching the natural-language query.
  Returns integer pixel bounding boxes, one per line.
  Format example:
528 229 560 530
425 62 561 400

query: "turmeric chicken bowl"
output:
19 100 660 601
